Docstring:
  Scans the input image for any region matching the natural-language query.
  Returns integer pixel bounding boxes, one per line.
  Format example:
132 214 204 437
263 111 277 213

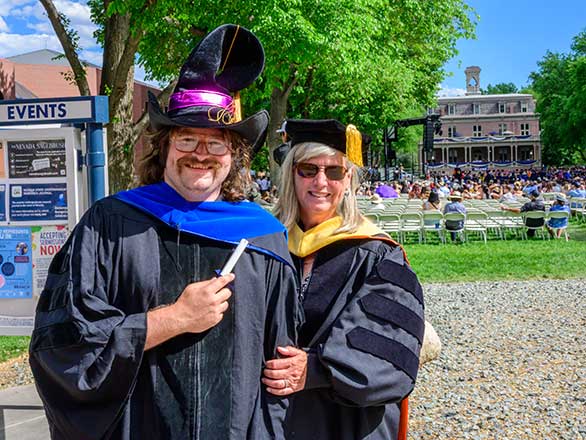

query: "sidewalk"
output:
0 384 49 439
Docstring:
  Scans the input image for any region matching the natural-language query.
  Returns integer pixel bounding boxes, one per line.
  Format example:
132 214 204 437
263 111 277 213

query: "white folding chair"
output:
421 211 445 244
464 211 488 243
546 210 570 241
378 213 401 240
522 211 547 240
399 212 423 244
443 212 466 243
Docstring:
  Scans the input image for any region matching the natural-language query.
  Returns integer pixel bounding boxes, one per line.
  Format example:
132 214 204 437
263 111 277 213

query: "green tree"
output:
530 30 586 165
481 82 519 94
42 0 476 191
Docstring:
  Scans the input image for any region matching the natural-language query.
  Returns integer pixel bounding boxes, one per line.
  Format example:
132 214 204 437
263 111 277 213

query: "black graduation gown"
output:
285 239 424 440
29 197 300 440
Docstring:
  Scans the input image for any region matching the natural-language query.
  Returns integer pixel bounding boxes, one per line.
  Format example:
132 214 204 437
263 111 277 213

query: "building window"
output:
448 104 456 115
473 103 480 114
498 123 508 135
473 125 482 137
518 146 534 160
496 147 510 161
447 126 458 137
520 102 528 113
520 123 530 136
498 102 506 113
448 149 459 163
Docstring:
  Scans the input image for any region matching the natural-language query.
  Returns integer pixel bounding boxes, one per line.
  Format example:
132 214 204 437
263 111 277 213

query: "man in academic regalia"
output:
29 24 300 440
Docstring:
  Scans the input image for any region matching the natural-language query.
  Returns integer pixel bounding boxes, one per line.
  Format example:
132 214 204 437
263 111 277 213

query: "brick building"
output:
425 66 541 172
0 49 159 161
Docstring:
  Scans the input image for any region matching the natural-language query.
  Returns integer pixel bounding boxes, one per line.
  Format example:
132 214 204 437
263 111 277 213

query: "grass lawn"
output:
0 336 30 363
404 218 586 283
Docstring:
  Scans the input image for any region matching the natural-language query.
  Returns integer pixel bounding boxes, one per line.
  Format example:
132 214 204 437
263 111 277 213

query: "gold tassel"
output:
346 124 363 166
233 91 242 122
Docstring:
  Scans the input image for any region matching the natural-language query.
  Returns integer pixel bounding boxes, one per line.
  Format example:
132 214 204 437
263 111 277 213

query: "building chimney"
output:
465 66 481 95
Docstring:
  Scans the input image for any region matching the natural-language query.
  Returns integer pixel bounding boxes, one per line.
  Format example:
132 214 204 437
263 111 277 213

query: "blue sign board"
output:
9 183 68 222
0 185 5 221
0 96 108 126
0 227 33 298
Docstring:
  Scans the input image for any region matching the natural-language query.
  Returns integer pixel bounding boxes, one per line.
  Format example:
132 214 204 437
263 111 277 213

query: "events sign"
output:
9 183 68 222
7 139 67 178
0 96 108 125
0 227 33 298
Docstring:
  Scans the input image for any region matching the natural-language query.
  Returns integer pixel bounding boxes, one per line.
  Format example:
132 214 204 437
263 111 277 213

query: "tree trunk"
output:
100 12 138 192
268 70 297 186
268 87 288 185
107 65 136 192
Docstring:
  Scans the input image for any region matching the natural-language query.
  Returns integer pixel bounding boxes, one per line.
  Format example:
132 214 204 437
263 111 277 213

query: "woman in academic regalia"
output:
262 119 425 440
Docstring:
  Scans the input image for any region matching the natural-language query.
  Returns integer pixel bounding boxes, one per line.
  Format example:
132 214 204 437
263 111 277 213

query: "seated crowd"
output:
355 166 586 240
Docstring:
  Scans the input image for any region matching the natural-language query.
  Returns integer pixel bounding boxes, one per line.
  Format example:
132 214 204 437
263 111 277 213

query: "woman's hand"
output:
262 346 308 396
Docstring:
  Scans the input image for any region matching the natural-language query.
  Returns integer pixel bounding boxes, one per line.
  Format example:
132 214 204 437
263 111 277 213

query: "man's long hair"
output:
137 126 252 201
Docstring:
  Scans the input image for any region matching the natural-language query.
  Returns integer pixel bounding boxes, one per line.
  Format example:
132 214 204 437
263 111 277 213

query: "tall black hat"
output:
273 119 371 166
148 24 268 152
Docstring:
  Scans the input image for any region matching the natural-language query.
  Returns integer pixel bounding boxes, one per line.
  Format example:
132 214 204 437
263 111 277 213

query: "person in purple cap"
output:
375 183 398 199
29 24 300 440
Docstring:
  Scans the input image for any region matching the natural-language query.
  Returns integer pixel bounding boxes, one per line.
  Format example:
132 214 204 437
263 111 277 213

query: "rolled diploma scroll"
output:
220 238 249 276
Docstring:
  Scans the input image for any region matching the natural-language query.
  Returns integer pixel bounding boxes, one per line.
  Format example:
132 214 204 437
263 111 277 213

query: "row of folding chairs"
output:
363 209 571 243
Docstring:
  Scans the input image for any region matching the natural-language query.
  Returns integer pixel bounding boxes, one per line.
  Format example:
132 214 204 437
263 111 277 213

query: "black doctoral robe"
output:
285 237 424 440
29 196 300 440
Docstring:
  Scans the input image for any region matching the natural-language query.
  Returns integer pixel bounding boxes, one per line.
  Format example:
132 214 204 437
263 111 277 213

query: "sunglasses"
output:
295 163 347 181
171 135 232 156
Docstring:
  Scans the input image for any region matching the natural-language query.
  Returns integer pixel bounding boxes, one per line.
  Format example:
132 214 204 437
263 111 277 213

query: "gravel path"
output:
0 353 33 389
2 279 585 439
410 279 586 440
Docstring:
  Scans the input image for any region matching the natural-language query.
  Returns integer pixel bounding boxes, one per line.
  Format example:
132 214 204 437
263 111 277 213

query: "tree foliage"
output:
530 30 586 165
44 0 476 191
481 82 518 95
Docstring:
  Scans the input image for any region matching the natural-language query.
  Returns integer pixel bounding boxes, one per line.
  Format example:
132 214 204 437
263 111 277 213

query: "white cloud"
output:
0 17 9 33
437 86 466 97
0 32 60 57
26 22 54 34
79 49 101 66
54 0 92 25
0 0 34 17
11 3 46 22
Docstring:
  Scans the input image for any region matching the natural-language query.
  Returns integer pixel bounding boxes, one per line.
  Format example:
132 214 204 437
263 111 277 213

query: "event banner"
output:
7 139 66 178
31 225 69 297
9 183 68 222
0 227 33 298
0 142 6 178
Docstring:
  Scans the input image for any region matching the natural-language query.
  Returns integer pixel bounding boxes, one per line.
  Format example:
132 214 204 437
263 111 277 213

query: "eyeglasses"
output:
171 135 232 155
295 163 347 181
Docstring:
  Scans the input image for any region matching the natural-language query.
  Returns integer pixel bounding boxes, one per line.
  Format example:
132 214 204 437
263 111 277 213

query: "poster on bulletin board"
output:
0 227 33 298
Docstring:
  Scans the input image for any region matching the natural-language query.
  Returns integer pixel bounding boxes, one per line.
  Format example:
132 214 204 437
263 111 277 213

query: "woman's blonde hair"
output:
273 142 363 233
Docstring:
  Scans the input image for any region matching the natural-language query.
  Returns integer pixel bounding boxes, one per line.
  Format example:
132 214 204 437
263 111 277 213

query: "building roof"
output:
5 49 101 69
15 81 38 99
438 93 533 102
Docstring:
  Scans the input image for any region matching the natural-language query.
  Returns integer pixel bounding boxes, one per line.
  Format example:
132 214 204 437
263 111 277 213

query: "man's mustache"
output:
177 156 221 170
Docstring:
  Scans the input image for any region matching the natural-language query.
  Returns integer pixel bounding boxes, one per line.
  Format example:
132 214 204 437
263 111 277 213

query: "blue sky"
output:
440 0 586 96
1 1 585 93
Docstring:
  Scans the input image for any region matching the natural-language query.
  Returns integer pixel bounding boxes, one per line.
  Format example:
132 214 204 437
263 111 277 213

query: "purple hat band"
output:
168 89 234 112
